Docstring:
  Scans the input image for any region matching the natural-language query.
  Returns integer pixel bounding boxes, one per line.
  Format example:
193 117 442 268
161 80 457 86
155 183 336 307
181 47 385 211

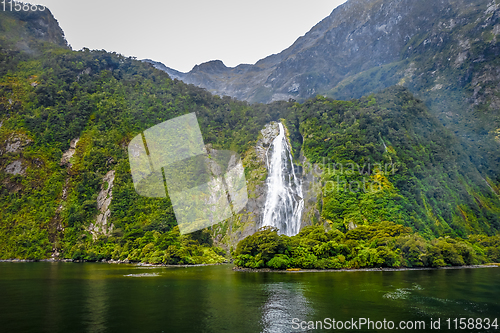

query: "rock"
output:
89 170 115 239
5 160 26 175
0 133 32 155
255 122 279 163
348 221 358 230
60 138 79 167
149 0 475 104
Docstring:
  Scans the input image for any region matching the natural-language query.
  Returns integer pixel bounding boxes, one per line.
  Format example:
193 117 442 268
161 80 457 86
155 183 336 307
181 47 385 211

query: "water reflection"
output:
260 282 313 333
84 267 108 333
0 264 499 333
44 263 62 331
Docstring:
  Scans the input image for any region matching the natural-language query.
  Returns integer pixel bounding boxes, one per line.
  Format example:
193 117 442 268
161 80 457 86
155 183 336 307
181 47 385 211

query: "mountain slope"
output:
152 0 499 104
0 7 499 263
151 0 500 198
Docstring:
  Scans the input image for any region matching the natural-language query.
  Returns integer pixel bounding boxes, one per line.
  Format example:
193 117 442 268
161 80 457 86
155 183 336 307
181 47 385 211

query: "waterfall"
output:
261 123 304 236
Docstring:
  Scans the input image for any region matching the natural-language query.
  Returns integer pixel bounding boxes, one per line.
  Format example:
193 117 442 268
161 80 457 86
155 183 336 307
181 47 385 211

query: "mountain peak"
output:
191 60 229 74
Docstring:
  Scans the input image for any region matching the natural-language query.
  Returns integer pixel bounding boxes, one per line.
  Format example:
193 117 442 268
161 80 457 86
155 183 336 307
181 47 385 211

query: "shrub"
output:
267 255 291 269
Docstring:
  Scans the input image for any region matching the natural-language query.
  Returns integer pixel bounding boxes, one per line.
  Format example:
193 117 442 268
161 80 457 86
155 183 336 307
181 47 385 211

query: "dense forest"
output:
234 225 500 270
293 89 500 237
0 9 293 262
0 9 499 268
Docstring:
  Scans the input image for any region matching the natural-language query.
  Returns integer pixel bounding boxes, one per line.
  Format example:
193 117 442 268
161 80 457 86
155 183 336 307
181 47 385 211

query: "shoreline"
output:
0 258 227 268
2 259 499 272
232 264 500 273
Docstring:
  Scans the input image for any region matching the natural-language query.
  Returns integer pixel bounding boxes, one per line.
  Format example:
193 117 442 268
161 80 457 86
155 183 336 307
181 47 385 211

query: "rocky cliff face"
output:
89 170 115 240
0 9 69 51
213 122 276 247
215 121 322 247
149 0 497 103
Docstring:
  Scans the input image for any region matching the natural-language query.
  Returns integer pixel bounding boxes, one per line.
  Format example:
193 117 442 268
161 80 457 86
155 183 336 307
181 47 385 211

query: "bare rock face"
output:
88 170 115 239
0 133 32 156
216 121 324 244
213 122 281 246
255 122 279 163
192 0 495 110
0 8 69 50
150 0 493 104
5 160 26 175
60 138 79 167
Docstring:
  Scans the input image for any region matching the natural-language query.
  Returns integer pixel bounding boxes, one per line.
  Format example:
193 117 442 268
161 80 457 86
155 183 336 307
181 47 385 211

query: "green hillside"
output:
0 9 499 267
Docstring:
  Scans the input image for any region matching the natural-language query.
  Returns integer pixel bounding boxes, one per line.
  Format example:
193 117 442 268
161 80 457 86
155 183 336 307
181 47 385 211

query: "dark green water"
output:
0 263 499 333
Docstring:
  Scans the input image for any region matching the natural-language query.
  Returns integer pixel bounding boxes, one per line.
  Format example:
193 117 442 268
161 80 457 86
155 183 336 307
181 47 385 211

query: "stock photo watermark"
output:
291 317 499 331
128 113 248 235
302 158 397 195
1 1 46 12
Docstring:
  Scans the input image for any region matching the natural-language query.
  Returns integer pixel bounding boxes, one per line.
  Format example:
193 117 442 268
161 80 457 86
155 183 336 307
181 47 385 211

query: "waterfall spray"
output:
261 123 304 236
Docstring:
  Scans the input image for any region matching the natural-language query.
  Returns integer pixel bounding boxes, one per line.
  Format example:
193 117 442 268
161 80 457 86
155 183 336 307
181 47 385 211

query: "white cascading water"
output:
261 123 304 236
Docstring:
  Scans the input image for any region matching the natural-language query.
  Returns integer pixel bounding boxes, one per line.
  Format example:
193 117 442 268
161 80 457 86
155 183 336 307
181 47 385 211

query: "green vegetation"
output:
0 9 499 264
234 87 500 270
234 225 500 269
286 89 500 238
0 11 284 262
324 0 500 189
68 227 226 265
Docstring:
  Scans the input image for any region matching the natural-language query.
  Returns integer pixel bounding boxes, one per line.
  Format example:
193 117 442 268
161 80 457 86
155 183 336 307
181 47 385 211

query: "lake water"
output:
0 263 499 332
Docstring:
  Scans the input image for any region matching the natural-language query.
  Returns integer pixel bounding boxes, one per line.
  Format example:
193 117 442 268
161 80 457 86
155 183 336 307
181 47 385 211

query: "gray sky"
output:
37 0 347 72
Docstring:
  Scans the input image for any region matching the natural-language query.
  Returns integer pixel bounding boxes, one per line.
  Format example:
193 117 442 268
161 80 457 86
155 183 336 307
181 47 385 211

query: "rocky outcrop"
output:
60 138 79 167
255 122 280 162
216 122 324 245
213 122 281 246
4 160 26 175
88 170 115 240
0 133 32 156
0 8 69 50
1 133 32 184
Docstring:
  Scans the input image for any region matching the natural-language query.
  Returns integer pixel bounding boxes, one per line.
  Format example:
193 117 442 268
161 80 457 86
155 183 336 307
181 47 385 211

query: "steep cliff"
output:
0 8 69 50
